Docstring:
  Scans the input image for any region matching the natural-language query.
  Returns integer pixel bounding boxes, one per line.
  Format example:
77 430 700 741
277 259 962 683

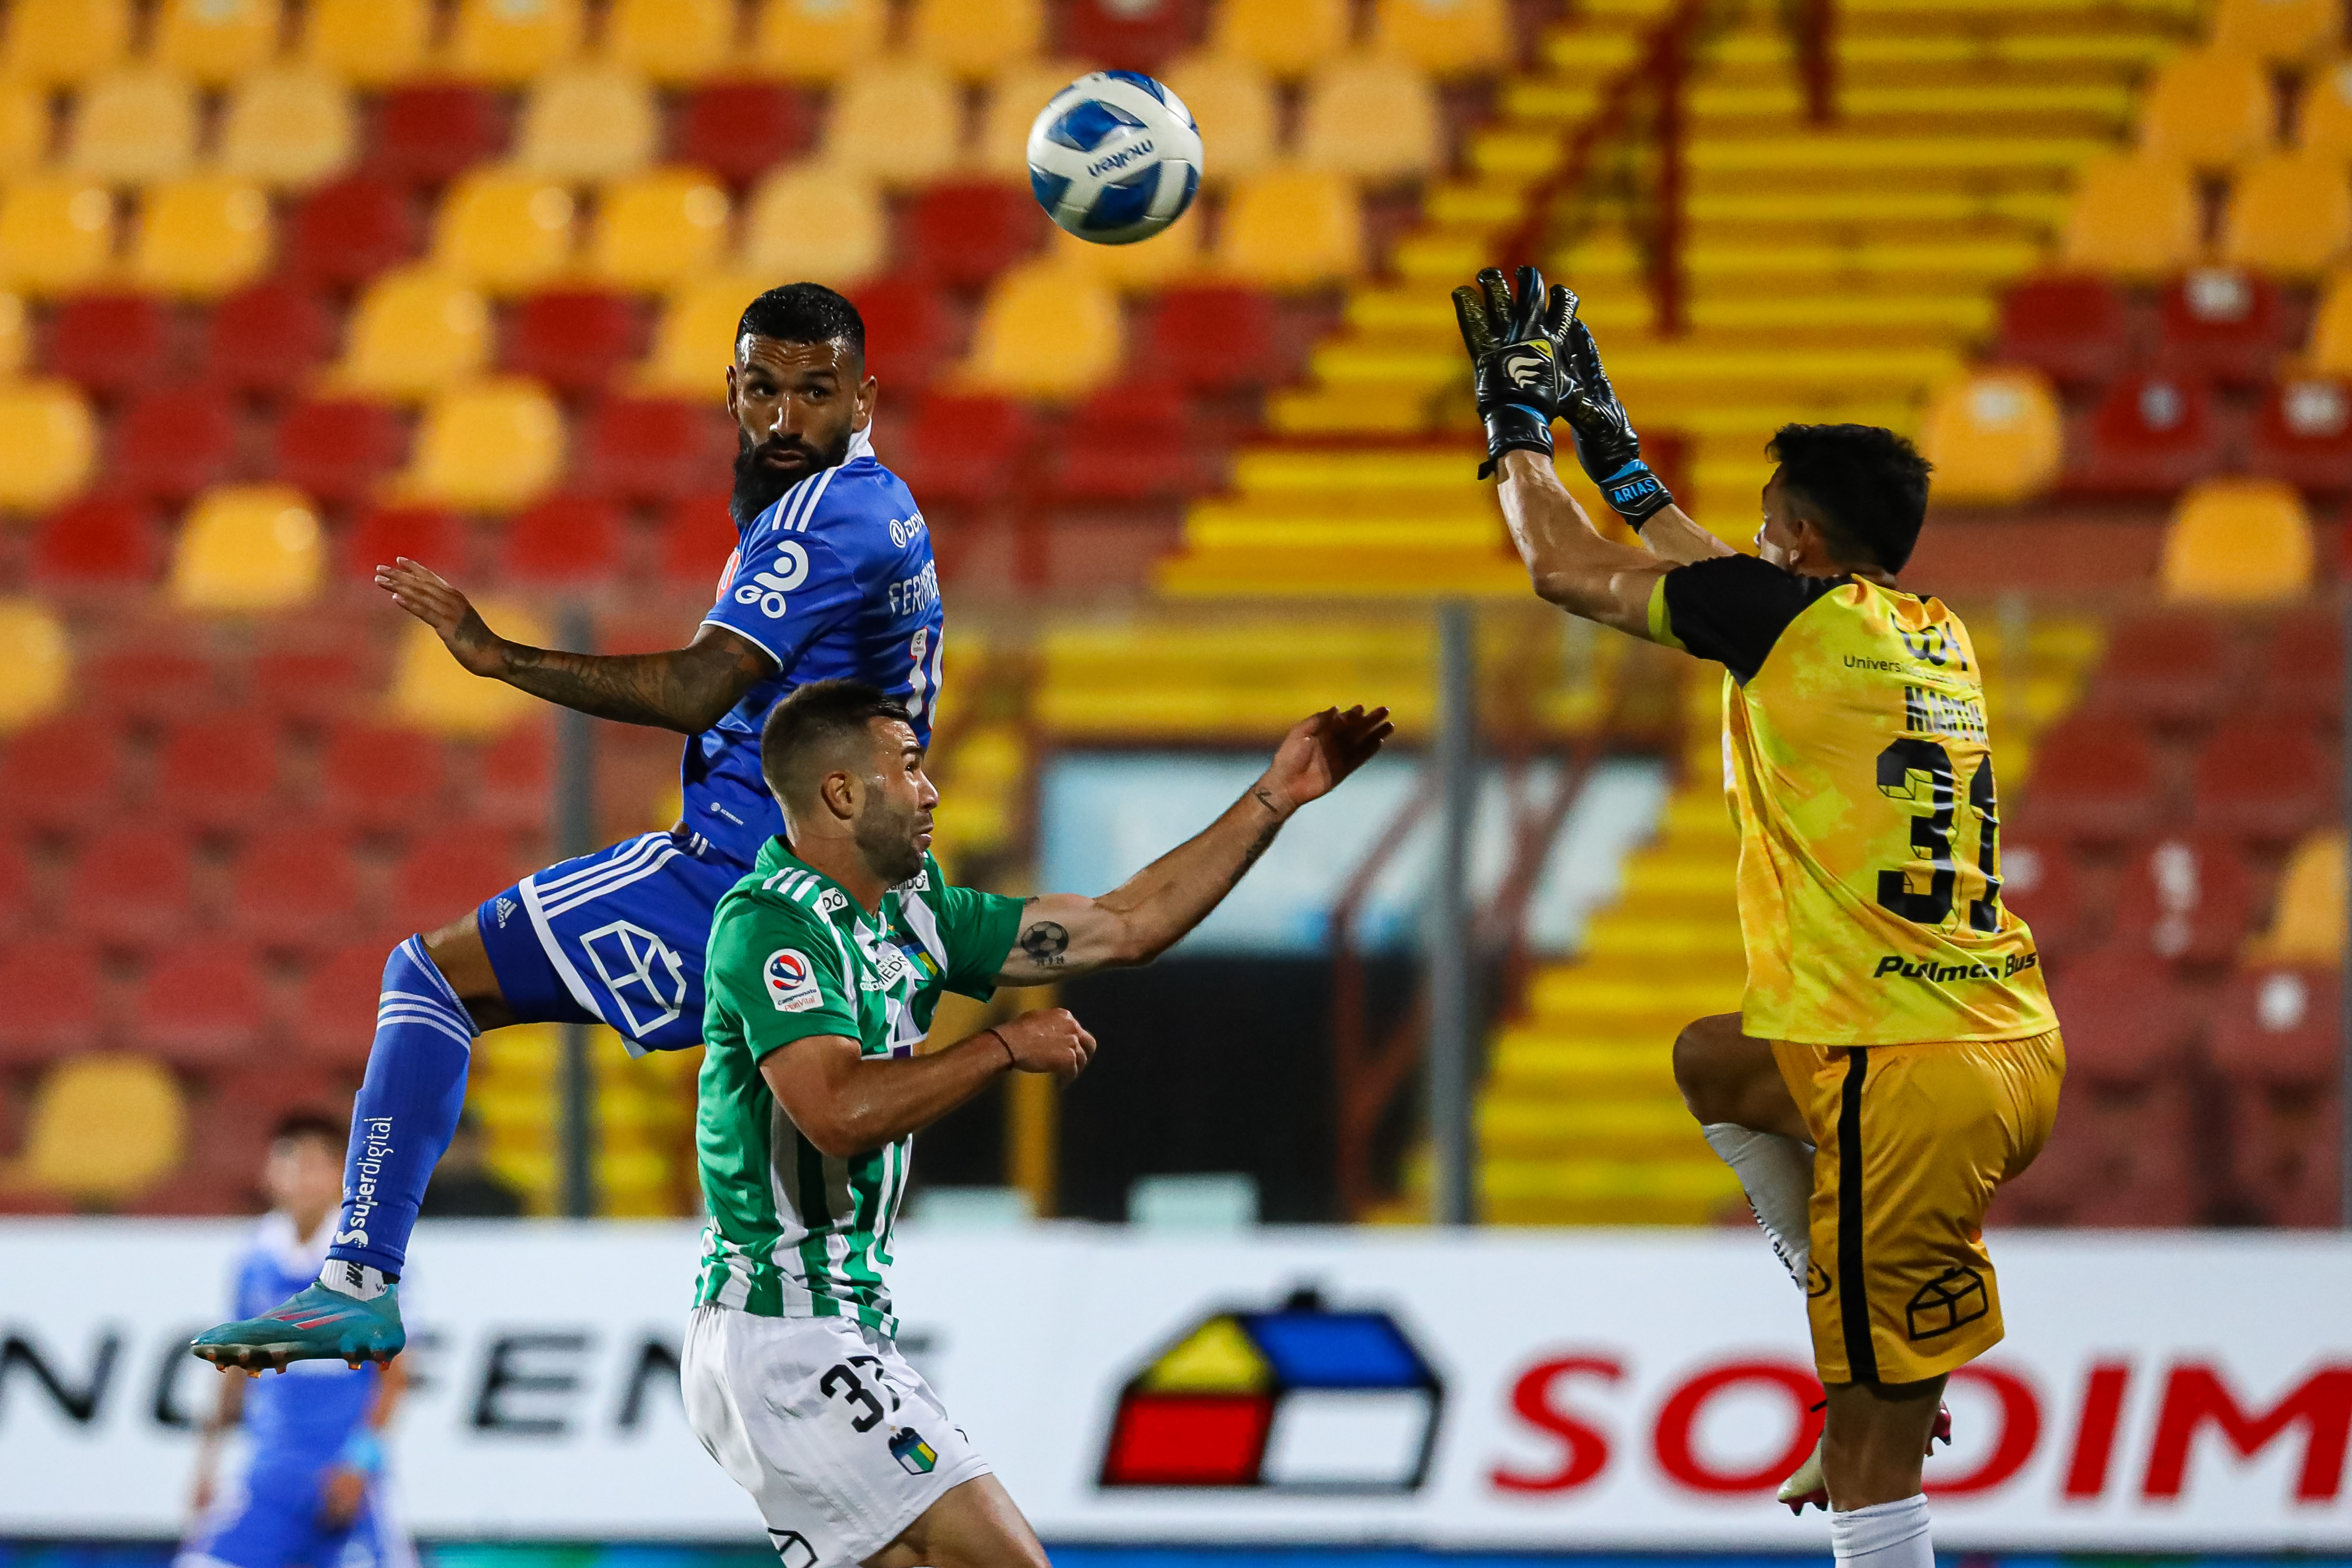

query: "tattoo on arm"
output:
1018 919 1070 968
1241 817 1280 868
500 636 772 733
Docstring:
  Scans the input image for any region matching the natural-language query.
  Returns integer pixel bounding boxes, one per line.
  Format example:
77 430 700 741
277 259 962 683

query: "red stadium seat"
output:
575 397 727 503
0 719 118 833
675 82 813 185
388 827 520 938
847 275 953 387
0 836 25 938
660 488 736 589
2252 608 2341 725
2231 1093 2340 1227
1065 0 1202 67
2209 964 2339 1088
2081 610 2235 728
46 293 174 394
204 283 334 396
1992 1081 2202 1227
286 176 420 289
2248 376 2352 496
475 721 551 829
2044 946 2197 1088
906 182 1047 287
1051 382 1195 501
77 632 220 722
2190 718 2332 844
231 827 361 950
500 493 624 585
291 940 387 1068
1150 285 1284 391
159 711 283 829
71 827 197 947
1992 836 2081 952
0 936 101 1063
2155 267 2285 386
275 397 407 506
320 723 447 832
130 939 268 1066
2067 372 2222 497
251 622 375 723
344 504 466 581
2014 719 2161 844
893 393 1032 506
27 494 160 590
2209 963 2342 1224
113 386 240 502
507 289 639 393
1993 275 2130 388
373 84 506 185
2110 834 2259 964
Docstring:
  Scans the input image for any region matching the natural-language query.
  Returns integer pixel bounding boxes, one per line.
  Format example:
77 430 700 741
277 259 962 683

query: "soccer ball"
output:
1026 71 1203 246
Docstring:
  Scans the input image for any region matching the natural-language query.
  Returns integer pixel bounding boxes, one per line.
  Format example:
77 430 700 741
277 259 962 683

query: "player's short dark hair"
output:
271 1111 345 1151
1768 423 1933 574
736 283 865 363
761 679 914 806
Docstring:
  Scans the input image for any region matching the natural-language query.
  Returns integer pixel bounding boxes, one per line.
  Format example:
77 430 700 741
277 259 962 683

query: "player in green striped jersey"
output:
683 679 1389 1568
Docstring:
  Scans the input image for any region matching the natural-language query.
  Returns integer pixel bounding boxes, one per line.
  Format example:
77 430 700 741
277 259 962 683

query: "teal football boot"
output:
191 1282 405 1372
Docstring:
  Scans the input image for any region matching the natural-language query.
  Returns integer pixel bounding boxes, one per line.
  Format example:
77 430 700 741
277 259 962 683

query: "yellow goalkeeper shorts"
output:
1772 1029 2065 1386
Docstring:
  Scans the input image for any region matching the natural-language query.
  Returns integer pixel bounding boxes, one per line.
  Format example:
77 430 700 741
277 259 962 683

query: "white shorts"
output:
681 1304 992 1568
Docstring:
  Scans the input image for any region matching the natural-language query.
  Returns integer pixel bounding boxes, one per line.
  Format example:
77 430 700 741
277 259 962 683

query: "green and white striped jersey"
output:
693 836 1022 1332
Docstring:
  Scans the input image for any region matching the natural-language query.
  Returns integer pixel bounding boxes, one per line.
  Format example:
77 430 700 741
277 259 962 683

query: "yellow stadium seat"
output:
2311 270 2352 372
0 292 27 377
1213 0 1354 77
131 177 272 296
1299 55 1442 179
2139 49 2275 168
0 599 68 731
1217 170 1364 286
910 0 1045 80
1046 206 1204 288
0 82 46 175
1919 367 2061 504
961 259 1123 397
392 599 550 735
2161 476 2313 602
742 161 889 284
171 484 324 612
65 68 199 185
591 168 731 289
824 60 963 186
2059 155 2201 279
2222 154 2352 277
2255 828 2343 962
639 270 777 398
19 1057 185 1208
432 170 576 296
0 180 112 295
218 68 356 189
301 0 432 84
604 0 736 82
446 0 583 84
2300 59 2352 158
2214 0 2340 64
1162 54 1280 182
749 0 889 82
400 379 566 510
514 66 660 183
1373 0 1511 77
151 0 282 85
337 269 493 399
976 59 1098 178
0 379 95 509
2 0 131 86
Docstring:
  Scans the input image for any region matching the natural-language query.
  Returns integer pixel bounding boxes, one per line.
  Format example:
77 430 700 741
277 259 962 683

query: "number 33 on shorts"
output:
822 1356 941 1475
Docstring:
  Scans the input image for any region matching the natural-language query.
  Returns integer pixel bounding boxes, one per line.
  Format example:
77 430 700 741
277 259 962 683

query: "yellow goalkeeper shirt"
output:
1647 555 2057 1045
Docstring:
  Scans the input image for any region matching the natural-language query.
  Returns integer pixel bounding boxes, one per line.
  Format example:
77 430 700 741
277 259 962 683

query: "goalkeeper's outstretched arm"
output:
1494 449 1673 638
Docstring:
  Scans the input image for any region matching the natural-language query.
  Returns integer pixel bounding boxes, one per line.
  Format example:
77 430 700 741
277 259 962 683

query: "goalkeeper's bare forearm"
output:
1497 449 1673 638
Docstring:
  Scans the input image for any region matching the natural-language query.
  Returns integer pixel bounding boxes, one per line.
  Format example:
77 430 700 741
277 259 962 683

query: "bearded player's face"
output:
726 334 878 522
851 718 937 887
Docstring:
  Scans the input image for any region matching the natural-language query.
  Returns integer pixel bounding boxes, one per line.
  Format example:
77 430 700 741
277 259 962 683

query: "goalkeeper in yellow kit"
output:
1456 268 2063 1568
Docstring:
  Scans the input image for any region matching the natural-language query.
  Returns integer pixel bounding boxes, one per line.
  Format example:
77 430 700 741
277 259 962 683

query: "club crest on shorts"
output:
890 1427 939 1475
765 948 823 1013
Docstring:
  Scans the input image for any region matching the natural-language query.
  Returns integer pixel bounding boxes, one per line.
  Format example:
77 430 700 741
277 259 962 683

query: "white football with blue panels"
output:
1026 70 1203 245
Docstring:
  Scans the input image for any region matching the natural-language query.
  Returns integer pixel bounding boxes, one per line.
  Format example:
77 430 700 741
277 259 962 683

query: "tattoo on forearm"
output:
1241 818 1280 868
503 640 767 733
1252 785 1278 814
1018 921 1070 967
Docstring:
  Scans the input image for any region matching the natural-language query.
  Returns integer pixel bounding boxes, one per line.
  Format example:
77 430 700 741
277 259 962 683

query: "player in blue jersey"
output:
183 1113 413 1568
195 284 947 1369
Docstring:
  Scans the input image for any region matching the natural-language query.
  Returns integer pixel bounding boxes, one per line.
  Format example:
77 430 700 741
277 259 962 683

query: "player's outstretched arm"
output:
1552 315 1734 569
760 1010 1096 1158
996 705 1393 985
374 557 776 733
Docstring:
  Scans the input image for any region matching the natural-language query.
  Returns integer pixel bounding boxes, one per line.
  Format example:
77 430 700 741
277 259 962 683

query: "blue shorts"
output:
477 828 749 1055
179 1453 411 1568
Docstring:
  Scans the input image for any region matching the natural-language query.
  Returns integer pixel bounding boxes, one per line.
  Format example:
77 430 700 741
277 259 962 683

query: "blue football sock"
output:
325 935 478 1277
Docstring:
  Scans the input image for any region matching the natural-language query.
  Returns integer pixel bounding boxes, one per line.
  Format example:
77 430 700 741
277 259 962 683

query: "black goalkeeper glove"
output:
1560 317 1675 529
1453 264 1578 480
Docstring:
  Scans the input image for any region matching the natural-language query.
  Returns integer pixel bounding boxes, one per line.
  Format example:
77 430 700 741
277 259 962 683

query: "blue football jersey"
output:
230 1214 378 1459
689 428 946 869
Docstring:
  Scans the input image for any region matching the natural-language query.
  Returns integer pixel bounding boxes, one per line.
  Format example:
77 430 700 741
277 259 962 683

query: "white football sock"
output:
1702 1122 1814 1289
1831 1494 1932 1568
318 1259 395 1301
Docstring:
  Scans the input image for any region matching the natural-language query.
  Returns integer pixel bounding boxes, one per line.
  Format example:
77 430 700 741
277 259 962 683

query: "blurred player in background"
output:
197 283 951 1370
183 1113 412 1568
1456 268 2062 1568
685 682 1391 1568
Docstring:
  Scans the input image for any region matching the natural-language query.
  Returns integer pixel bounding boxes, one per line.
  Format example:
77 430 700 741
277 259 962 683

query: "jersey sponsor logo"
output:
581 920 689 1035
816 889 847 915
734 541 811 618
1870 951 2038 982
855 928 911 990
1897 623 1970 670
765 948 824 1012
887 513 926 548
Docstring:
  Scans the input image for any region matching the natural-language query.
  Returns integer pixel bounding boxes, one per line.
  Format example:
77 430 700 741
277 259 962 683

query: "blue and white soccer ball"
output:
1026 70 1203 246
